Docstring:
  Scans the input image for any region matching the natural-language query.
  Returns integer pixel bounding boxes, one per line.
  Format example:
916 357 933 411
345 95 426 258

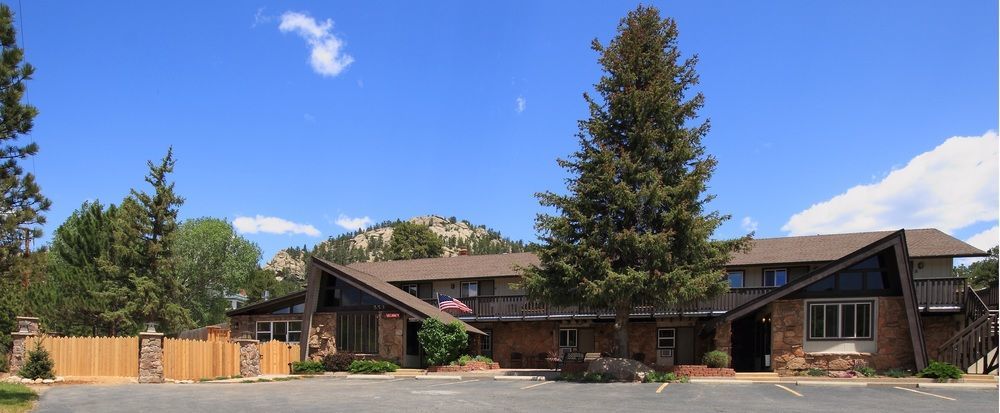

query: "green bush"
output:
416 318 468 366
702 350 729 368
18 341 54 380
0 350 8 373
322 352 358 371
290 360 325 374
472 355 493 364
452 355 494 366
643 371 686 383
805 368 827 377
348 359 399 374
855 366 877 377
918 361 963 382
883 368 912 378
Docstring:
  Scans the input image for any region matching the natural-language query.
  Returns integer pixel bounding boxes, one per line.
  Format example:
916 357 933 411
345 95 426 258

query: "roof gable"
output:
716 230 928 369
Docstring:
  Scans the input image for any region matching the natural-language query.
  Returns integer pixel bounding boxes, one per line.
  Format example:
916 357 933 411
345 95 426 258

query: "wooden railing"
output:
937 310 998 374
425 279 968 320
913 277 966 311
977 285 998 310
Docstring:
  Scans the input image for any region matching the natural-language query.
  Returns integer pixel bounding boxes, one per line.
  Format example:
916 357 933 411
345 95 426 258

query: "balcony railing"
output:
423 278 968 320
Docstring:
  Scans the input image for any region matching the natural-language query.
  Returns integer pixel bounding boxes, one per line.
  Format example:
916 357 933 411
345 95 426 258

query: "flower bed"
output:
664 364 735 377
427 361 501 372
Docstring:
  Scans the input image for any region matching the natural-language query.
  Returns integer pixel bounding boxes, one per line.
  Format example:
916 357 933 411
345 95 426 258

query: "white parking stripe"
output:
520 381 554 390
893 386 956 401
656 383 669 393
427 379 480 387
775 384 803 397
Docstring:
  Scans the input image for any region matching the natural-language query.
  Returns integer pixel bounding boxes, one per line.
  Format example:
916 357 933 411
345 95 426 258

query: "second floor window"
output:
727 271 744 288
764 269 788 287
461 281 479 298
402 284 418 296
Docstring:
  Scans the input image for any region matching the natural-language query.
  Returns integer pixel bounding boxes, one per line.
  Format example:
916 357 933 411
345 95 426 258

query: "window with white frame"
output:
256 321 302 342
402 284 419 296
727 271 744 288
460 281 479 298
763 269 788 287
559 329 578 348
808 302 872 340
657 328 676 349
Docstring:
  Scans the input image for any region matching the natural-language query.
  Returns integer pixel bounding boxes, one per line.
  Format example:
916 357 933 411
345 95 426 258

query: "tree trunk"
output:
613 307 630 358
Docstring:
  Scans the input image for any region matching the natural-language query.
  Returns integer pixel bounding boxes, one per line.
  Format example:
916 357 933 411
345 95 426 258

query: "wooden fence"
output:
163 338 240 380
27 336 138 377
259 340 301 375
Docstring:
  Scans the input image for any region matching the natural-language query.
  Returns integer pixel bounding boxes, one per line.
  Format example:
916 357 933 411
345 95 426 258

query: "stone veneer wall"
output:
235 339 261 377
771 297 916 375
713 320 732 364
921 313 963 361
378 316 404 364
7 317 40 373
307 313 337 360
477 321 559 367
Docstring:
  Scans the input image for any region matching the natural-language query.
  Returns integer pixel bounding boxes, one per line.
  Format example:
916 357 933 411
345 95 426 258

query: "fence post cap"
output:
138 332 165 338
233 338 260 344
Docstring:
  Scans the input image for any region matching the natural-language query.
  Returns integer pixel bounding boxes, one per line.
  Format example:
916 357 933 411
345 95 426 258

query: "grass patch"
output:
0 383 38 413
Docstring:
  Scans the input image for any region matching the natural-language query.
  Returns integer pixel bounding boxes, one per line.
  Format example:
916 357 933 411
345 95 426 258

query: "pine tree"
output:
386 221 444 260
520 6 750 358
113 148 192 333
18 340 54 379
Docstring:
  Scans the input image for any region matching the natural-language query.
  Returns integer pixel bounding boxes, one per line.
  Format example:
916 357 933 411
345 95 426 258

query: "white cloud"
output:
966 225 998 251
252 8 273 28
279 11 354 77
782 131 999 235
741 216 759 232
232 215 321 237
335 214 372 231
515 96 526 113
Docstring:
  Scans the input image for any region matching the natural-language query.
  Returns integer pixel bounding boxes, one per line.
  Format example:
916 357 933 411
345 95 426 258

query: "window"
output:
336 312 379 353
402 284 419 297
657 328 676 349
270 303 305 315
764 269 788 287
727 271 744 288
808 302 872 339
460 282 479 298
559 329 577 348
481 329 492 353
256 321 302 342
323 277 384 308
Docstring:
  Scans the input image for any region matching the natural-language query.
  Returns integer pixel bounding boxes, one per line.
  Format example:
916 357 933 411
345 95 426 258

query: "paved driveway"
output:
33 377 998 413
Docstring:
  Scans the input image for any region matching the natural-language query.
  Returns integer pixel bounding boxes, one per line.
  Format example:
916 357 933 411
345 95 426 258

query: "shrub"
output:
850 359 876 377
0 350 7 373
416 318 468 366
18 341 55 380
918 361 963 382
322 352 358 371
290 360 325 374
883 368 912 378
805 368 827 377
643 371 685 383
702 350 729 368
472 355 493 364
348 360 399 374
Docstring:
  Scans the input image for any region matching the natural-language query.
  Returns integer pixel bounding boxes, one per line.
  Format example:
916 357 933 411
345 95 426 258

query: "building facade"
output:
226 228 996 375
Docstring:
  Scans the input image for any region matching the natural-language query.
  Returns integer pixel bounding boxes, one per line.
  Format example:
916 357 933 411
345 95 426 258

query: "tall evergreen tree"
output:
386 221 444 260
44 201 124 335
112 148 192 333
520 6 750 357
0 4 50 350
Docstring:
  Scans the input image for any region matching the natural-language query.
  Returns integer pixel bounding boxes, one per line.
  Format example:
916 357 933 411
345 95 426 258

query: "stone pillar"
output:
235 338 261 377
713 320 732 366
8 317 40 373
138 332 164 383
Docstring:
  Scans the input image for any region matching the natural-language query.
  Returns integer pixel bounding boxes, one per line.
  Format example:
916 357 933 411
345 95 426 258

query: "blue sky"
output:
19 1 999 261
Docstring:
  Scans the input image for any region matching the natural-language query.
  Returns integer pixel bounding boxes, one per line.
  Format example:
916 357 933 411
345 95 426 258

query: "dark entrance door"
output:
731 313 772 372
404 320 422 368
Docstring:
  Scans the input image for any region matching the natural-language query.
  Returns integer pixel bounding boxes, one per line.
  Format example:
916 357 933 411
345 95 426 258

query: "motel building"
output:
226 229 997 375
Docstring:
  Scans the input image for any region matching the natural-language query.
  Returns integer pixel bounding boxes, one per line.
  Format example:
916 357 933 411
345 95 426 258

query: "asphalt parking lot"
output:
33 377 999 413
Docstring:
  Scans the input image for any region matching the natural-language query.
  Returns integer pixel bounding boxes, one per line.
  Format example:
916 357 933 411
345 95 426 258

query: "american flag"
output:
437 294 473 314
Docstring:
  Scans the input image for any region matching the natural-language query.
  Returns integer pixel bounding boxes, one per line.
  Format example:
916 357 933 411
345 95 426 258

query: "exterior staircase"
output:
937 287 998 375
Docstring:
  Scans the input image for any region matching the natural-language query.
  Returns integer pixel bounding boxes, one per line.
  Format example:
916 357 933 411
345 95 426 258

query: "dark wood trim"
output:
894 238 928 370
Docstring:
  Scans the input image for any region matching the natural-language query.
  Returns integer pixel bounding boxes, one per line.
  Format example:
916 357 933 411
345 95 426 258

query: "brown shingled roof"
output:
345 229 983 281
728 228 986 266
348 252 540 282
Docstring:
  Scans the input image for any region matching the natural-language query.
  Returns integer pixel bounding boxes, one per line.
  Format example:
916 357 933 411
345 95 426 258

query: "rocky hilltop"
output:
265 215 531 280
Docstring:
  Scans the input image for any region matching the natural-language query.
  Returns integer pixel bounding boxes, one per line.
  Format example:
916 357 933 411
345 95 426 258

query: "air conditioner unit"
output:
658 349 673 358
